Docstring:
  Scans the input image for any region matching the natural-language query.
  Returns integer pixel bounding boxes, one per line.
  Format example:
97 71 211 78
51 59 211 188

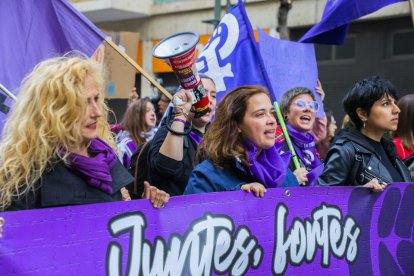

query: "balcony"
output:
70 0 151 23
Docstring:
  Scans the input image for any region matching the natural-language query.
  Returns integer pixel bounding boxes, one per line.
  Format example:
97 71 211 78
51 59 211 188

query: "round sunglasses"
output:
293 99 319 111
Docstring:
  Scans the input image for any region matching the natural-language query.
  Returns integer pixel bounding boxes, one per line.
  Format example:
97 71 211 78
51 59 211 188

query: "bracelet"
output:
174 112 189 121
173 118 187 125
166 122 192 136
174 106 190 120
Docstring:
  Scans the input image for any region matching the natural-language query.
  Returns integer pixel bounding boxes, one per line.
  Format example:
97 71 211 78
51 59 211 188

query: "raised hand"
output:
316 79 325 101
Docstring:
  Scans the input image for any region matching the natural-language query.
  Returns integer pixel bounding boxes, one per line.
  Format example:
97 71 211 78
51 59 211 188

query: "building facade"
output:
71 0 414 122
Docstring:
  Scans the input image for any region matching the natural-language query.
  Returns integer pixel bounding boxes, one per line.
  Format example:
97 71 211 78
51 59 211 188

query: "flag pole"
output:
104 37 173 100
409 0 414 27
0 83 16 102
273 101 301 170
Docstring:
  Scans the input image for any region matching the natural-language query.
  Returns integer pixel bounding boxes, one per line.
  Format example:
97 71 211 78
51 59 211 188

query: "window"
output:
392 30 414 56
315 35 356 62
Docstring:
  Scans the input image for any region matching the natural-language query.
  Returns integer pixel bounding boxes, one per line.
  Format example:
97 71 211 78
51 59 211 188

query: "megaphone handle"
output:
104 37 172 100
172 94 186 107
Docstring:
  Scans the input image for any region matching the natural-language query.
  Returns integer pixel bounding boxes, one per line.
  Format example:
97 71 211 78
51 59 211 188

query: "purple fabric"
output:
299 0 406 45
188 129 203 147
1 184 414 275
195 0 272 103
122 140 137 169
306 163 324 187
286 123 322 171
258 30 324 118
68 138 117 194
0 0 105 136
245 141 290 188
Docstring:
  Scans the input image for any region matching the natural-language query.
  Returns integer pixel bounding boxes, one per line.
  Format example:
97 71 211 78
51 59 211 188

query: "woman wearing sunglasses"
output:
278 86 325 186
317 76 411 190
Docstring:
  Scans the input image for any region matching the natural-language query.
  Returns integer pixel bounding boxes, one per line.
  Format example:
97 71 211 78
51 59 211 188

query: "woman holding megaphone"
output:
147 76 217 196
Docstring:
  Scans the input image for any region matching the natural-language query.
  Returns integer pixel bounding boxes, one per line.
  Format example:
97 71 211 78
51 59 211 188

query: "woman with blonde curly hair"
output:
184 86 298 195
0 55 169 211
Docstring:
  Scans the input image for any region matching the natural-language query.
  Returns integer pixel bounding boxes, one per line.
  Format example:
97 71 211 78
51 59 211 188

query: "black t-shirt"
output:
365 136 403 183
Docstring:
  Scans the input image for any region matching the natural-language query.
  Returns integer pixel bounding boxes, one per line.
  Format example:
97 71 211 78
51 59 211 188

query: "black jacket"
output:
7 160 133 211
148 125 198 196
317 130 412 186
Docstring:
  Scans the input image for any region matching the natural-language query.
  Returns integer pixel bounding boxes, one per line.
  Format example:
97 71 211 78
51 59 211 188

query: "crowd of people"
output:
0 54 413 229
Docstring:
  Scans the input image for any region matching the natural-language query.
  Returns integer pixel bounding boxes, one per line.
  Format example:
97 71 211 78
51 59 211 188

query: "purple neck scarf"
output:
245 141 291 188
67 138 117 194
189 129 203 147
286 123 322 170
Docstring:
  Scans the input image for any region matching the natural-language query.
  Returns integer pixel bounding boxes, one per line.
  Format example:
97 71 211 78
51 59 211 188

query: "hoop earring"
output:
362 120 366 128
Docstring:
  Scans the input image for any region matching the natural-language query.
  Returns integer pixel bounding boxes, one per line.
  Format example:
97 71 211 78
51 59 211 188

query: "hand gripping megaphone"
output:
152 32 209 118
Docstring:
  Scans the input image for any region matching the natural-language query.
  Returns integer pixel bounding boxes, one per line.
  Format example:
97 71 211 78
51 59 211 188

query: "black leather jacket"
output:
317 130 412 186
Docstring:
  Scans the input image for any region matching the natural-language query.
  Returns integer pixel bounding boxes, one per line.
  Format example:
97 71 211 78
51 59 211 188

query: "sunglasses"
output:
293 99 319 112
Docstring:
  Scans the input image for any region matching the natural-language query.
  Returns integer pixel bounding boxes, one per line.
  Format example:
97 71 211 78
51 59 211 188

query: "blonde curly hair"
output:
0 55 114 210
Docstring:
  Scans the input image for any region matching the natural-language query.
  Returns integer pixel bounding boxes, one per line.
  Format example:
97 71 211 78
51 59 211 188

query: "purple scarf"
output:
67 138 117 194
286 123 322 170
245 141 291 188
189 129 203 147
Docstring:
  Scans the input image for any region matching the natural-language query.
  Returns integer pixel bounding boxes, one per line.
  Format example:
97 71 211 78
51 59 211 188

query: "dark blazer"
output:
317 130 412 186
7 160 133 211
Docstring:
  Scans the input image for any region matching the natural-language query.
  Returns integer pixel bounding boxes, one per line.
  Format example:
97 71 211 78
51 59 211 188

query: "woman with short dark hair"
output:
184 86 298 195
317 76 411 190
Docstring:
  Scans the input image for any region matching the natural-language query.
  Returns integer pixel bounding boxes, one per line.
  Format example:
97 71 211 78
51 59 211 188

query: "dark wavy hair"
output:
342 76 398 130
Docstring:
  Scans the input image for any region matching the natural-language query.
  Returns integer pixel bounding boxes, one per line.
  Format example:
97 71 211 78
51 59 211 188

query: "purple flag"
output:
299 0 407 45
258 30 324 118
0 0 105 134
196 0 271 103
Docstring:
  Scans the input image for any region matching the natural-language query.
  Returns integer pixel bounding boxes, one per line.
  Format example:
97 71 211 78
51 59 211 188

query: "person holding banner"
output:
318 76 411 189
278 86 325 186
0 55 169 211
184 86 298 195
147 76 217 196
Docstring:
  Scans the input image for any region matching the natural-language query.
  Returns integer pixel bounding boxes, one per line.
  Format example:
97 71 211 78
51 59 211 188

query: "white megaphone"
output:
152 32 209 117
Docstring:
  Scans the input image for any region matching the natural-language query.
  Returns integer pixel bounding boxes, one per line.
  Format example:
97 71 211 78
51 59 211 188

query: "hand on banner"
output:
241 182 267 197
0 217 4 239
363 178 387 192
316 79 325 101
293 167 308 185
143 181 170 208
121 187 132 201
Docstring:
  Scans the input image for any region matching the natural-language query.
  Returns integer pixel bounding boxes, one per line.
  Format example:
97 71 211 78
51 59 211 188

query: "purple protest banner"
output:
258 30 324 118
1 184 413 275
